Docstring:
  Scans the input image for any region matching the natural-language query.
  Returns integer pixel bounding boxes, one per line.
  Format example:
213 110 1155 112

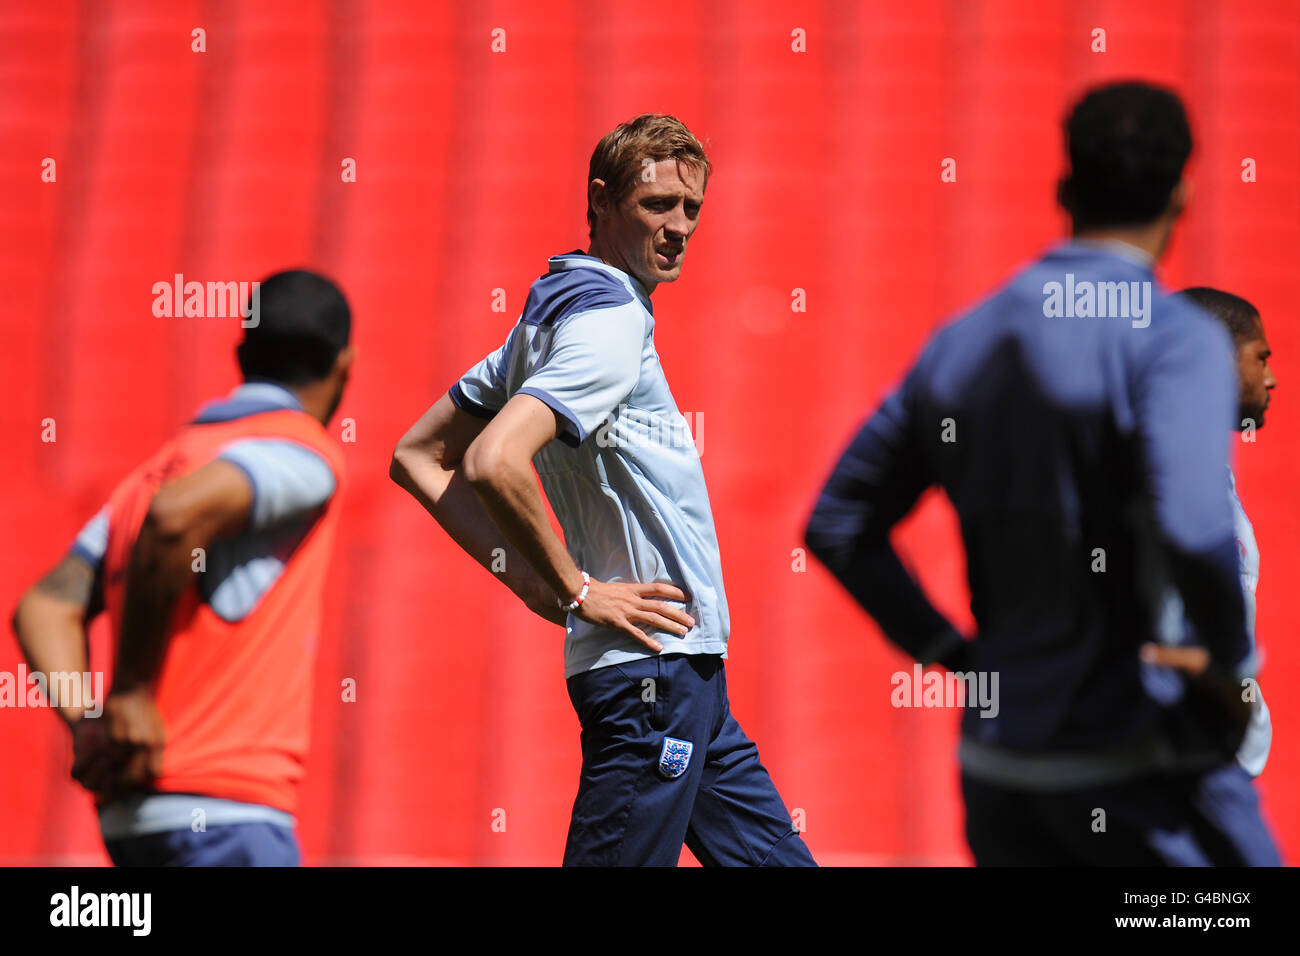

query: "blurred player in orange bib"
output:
13 270 354 866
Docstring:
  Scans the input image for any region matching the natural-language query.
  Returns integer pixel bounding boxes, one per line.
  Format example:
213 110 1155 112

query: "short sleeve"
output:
450 326 519 420
516 302 645 447
217 440 337 531
69 505 110 570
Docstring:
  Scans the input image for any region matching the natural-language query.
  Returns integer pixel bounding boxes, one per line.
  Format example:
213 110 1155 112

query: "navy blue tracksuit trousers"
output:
563 653 816 867
962 763 1281 866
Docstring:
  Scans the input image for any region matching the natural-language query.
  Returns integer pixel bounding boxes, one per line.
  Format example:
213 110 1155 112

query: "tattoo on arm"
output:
35 555 96 608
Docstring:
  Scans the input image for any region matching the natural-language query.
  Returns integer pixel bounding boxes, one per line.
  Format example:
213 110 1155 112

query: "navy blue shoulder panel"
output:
192 399 298 425
521 266 634 328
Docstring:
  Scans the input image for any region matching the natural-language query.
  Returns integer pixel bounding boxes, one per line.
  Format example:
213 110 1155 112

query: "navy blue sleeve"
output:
804 364 968 669
1136 314 1252 678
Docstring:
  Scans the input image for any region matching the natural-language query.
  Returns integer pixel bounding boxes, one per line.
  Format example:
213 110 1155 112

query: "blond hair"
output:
586 114 711 238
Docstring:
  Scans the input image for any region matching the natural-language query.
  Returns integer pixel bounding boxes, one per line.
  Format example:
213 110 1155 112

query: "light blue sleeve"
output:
517 303 645 446
69 505 110 569
217 440 337 531
450 325 520 419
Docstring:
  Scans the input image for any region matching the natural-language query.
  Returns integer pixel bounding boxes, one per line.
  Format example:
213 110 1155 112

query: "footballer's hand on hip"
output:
575 580 695 652
72 689 167 801
1140 643 1253 756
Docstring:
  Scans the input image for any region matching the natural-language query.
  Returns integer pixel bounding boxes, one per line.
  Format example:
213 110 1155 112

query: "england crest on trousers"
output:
658 737 693 779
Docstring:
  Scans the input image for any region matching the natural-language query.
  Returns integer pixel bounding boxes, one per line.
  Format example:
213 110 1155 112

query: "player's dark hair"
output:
1058 81 1193 230
236 270 351 386
1176 287 1262 345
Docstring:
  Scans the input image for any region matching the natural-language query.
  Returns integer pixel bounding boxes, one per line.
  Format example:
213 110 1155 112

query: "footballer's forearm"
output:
13 600 89 722
392 394 569 623
114 517 204 692
805 520 967 669
392 453 563 620
805 392 968 669
13 557 95 726
116 461 255 692
462 446 586 605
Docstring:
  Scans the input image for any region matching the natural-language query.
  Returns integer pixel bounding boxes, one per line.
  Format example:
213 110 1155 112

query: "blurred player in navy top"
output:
805 82 1279 865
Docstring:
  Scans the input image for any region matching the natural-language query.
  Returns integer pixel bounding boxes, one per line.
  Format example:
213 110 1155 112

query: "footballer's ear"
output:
1167 175 1192 218
588 178 611 221
333 344 356 375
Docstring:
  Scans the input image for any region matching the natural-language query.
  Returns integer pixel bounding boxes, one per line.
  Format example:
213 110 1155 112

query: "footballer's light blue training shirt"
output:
451 251 729 677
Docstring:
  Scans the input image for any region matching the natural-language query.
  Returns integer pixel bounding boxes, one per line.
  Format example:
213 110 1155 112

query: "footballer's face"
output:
1237 324 1276 430
590 158 705 294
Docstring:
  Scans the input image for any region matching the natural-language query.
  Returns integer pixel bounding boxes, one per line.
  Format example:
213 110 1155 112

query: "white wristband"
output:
558 570 591 612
